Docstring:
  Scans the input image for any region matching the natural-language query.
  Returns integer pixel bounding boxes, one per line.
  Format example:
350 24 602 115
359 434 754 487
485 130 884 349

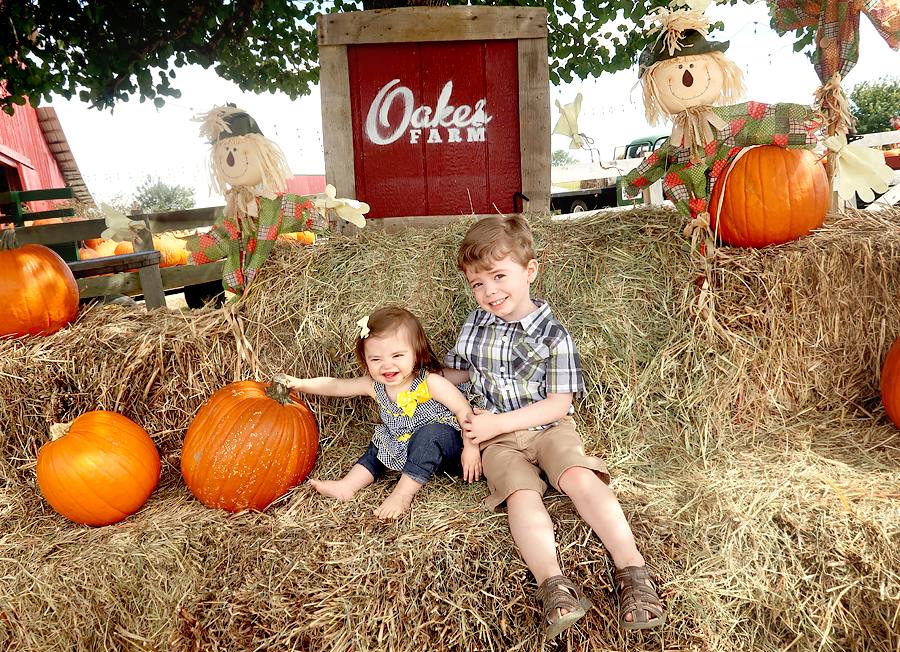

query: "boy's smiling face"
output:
465 254 539 322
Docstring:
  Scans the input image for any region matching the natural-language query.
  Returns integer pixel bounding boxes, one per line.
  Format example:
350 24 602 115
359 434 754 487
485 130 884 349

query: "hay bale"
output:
1 206 899 651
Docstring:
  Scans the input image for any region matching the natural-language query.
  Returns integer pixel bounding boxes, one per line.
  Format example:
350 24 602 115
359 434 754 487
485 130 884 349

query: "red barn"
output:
285 174 327 196
0 97 92 212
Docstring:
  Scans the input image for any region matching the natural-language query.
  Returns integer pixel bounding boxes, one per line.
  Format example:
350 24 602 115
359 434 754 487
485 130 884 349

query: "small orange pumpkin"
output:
95 240 119 257
278 231 315 244
881 339 900 429
24 217 64 227
0 243 79 337
36 411 161 526
709 146 829 248
114 241 135 255
77 247 99 260
181 375 319 512
154 233 189 267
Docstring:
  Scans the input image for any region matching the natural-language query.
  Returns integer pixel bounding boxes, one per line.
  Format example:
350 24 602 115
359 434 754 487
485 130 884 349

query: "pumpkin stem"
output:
48 422 72 441
266 374 293 405
0 229 19 252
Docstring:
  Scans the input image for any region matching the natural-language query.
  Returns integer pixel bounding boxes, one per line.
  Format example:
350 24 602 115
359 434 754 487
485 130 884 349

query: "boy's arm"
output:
463 392 573 445
426 373 482 482
439 366 471 385
441 337 472 386
280 373 374 398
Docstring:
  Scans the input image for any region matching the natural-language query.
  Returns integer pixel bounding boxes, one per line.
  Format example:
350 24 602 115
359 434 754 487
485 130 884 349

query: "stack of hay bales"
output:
0 205 897 651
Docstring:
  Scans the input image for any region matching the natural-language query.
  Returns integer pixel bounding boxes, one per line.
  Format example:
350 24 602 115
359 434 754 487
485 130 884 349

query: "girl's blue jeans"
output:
357 422 463 485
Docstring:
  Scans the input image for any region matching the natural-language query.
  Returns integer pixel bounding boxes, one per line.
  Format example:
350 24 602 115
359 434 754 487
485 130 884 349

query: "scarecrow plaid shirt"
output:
623 101 819 219
185 193 316 300
444 299 584 429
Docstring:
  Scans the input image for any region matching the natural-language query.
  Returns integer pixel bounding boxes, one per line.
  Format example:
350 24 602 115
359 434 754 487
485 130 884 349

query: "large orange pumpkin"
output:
709 146 829 248
0 243 79 337
881 338 900 429
181 375 319 512
36 411 161 526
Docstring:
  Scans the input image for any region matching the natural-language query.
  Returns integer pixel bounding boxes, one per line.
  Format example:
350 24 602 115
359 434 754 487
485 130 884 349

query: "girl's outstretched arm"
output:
279 373 374 398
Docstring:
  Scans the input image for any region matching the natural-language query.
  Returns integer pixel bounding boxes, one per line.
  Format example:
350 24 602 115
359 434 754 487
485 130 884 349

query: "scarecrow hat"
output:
638 29 730 78
195 104 265 144
215 107 264 142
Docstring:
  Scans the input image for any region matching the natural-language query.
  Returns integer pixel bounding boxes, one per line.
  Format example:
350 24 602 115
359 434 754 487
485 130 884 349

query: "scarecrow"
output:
622 2 893 229
622 4 822 224
185 105 369 303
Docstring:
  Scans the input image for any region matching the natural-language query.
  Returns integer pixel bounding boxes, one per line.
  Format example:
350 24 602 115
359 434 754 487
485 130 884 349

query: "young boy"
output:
442 214 665 639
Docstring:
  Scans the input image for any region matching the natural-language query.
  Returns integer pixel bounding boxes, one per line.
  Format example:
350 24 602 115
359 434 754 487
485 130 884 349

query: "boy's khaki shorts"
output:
480 416 610 511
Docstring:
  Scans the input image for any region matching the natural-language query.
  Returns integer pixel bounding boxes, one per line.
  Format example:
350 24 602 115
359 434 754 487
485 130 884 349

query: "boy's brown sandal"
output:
535 574 593 640
613 566 666 630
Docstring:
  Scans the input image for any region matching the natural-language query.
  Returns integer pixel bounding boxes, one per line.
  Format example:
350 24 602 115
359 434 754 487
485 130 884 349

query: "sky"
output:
50 1 900 209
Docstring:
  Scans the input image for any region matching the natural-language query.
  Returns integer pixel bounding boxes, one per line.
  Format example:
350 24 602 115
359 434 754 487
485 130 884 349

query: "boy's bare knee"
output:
507 487 544 507
558 466 597 495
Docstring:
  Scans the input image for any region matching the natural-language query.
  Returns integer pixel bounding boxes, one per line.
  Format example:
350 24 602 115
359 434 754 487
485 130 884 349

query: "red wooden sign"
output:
347 40 521 219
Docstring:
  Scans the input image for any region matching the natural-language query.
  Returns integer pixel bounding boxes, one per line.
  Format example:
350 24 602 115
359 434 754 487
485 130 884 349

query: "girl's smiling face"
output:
364 331 417 390
652 53 725 114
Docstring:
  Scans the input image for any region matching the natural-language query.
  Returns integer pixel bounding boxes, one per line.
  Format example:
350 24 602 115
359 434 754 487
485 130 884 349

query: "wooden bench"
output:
1 188 80 262
6 199 227 310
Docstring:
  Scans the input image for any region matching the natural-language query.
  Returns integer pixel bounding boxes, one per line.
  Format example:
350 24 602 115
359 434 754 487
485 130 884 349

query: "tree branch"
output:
103 2 209 101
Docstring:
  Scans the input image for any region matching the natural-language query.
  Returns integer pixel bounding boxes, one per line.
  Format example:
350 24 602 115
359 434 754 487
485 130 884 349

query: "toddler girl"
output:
281 307 480 519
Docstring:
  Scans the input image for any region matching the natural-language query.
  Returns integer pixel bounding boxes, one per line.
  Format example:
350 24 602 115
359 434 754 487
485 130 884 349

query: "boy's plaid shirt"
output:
444 299 584 429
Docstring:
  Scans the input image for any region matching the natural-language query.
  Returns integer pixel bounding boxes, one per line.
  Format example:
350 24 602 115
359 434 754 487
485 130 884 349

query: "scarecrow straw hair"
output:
194 104 239 144
1 206 899 650
647 6 712 56
641 51 747 125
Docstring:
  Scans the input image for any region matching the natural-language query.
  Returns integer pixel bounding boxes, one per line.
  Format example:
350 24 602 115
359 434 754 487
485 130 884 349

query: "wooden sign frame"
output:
317 6 550 231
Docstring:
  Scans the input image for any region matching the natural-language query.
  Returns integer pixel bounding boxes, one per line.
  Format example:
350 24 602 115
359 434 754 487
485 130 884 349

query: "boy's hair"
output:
457 214 537 272
354 307 442 374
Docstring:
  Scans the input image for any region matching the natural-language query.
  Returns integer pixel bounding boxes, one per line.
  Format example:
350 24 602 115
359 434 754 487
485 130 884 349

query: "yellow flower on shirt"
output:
396 383 431 417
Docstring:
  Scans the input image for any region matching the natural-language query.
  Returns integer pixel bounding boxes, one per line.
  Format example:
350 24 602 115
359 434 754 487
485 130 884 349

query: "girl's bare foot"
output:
308 478 358 502
373 489 414 519
373 474 424 519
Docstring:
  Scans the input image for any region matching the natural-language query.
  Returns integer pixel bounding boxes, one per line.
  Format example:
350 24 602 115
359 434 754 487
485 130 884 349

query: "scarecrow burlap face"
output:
212 138 265 188
650 52 727 115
